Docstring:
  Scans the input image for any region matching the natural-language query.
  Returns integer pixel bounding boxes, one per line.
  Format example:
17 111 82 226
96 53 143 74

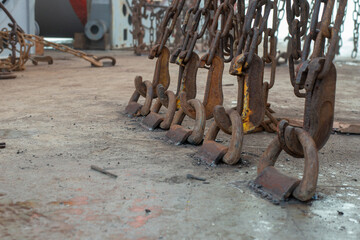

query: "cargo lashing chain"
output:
125 0 185 117
131 0 148 56
142 0 211 130
0 2 115 80
352 0 360 58
253 0 347 202
275 0 293 65
1 30 116 69
165 0 235 145
0 2 26 79
25 34 116 67
334 0 346 54
197 0 279 165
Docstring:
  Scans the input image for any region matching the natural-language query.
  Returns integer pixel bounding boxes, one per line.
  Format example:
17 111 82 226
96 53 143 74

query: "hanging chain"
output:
308 0 315 26
336 0 346 54
276 0 286 37
149 9 155 48
171 0 212 64
205 0 237 66
152 0 186 57
352 0 360 58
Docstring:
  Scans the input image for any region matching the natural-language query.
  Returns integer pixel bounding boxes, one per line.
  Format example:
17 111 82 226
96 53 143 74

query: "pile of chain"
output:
0 2 116 79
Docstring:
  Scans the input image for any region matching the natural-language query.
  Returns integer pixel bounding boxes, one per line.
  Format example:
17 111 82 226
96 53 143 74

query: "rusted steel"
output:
201 108 244 165
166 53 225 145
31 56 54 65
197 0 276 165
196 139 228 165
139 0 210 130
254 166 301 201
165 124 192 145
186 99 206 145
0 70 16 80
151 0 222 143
131 0 147 55
91 56 116 67
142 51 199 130
255 0 346 202
179 54 224 120
91 165 118 179
141 106 164 130
256 127 319 202
230 54 265 133
0 2 116 71
125 46 170 117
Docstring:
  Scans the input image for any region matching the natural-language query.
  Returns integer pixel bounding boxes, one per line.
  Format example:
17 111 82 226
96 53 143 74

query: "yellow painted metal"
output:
241 79 255 133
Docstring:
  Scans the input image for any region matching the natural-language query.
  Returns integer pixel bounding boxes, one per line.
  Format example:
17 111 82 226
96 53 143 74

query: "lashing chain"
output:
352 0 360 58
198 0 280 165
142 0 211 131
166 0 235 145
254 0 347 202
125 0 185 117
0 2 115 80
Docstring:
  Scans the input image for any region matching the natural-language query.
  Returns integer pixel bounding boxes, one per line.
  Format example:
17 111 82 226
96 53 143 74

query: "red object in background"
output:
69 0 87 25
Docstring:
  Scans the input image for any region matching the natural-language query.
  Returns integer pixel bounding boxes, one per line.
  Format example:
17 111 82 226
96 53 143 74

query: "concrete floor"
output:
0 50 359 240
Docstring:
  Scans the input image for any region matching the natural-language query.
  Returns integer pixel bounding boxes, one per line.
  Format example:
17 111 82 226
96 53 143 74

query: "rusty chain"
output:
152 0 186 57
352 0 360 58
171 0 211 64
0 2 115 73
254 0 348 202
149 9 155 47
276 0 286 37
335 0 346 54
286 0 309 88
206 0 235 65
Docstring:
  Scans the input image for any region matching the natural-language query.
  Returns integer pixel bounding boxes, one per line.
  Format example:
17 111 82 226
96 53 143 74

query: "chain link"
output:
276 0 286 38
337 0 347 53
352 0 360 58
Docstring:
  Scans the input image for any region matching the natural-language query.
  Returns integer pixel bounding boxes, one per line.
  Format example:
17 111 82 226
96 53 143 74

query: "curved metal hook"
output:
257 127 319 201
187 99 206 145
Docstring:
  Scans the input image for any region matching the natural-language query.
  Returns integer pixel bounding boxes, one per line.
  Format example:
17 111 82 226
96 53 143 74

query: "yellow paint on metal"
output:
235 65 243 75
242 78 255 133
176 76 187 110
176 56 184 66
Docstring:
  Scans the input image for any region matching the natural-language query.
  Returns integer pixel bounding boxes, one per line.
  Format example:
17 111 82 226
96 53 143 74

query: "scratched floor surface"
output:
0 50 359 240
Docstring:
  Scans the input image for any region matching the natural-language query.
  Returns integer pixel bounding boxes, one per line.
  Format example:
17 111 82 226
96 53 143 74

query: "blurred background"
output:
0 0 359 59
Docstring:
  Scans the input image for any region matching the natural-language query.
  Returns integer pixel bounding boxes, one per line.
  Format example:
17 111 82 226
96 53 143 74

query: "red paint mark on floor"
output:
55 208 84 215
49 196 89 206
128 204 163 228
